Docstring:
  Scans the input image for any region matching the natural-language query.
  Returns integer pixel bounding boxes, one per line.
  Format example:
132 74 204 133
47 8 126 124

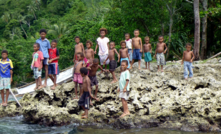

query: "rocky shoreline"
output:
1 59 221 132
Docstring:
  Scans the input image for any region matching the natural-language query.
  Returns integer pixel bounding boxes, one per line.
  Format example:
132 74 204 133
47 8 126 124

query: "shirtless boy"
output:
85 40 94 66
78 67 99 119
130 29 142 70
73 52 86 99
104 42 120 83
181 43 195 80
154 36 167 72
73 36 87 64
143 36 152 70
119 41 130 69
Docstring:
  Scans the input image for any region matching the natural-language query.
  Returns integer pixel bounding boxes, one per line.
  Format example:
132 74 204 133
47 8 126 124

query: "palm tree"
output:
27 3 37 20
18 15 28 38
48 23 70 39
1 12 11 23
10 27 23 40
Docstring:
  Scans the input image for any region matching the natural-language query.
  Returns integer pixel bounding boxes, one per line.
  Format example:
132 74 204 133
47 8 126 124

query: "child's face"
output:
40 32 46 39
145 38 149 44
80 73 86 77
86 43 91 49
51 42 57 48
186 45 192 51
33 45 39 52
158 37 164 43
1 53 8 59
92 62 99 67
100 31 106 37
121 62 128 71
110 43 115 49
77 54 83 61
121 43 126 49
134 31 139 37
125 34 130 40
75 38 80 44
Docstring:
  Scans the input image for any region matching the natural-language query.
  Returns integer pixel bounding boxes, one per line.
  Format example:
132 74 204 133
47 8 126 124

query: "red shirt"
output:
48 48 59 63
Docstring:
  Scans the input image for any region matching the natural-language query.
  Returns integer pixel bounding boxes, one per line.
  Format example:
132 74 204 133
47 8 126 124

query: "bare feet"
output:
119 112 130 118
129 67 132 70
81 113 86 116
38 85 44 89
81 116 88 119
2 102 7 107
111 80 118 84
185 78 188 80
161 70 164 72
42 84 47 88
73 96 78 100
51 86 55 90
138 67 141 70
34 87 38 91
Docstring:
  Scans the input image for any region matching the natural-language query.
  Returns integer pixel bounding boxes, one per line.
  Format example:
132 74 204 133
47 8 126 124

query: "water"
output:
1 96 221 134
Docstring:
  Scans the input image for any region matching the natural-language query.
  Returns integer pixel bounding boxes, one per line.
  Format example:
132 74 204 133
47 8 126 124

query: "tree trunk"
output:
166 15 173 58
193 0 200 60
161 23 164 36
200 0 208 59
33 12 37 20
20 23 28 38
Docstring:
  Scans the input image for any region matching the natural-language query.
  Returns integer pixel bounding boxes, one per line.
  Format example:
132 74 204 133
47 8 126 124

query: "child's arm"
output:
164 43 168 54
10 70 13 83
123 80 129 92
150 44 152 53
181 52 185 65
49 56 59 63
154 44 157 58
92 49 94 59
82 61 86 67
143 45 145 57
131 38 134 54
140 38 143 53
87 79 99 101
126 48 130 61
95 43 98 54
98 65 107 72
114 49 120 62
103 56 109 65
191 51 195 62
81 43 85 57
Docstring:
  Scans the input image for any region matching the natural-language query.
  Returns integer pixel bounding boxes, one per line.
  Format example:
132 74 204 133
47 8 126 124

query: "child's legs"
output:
148 62 150 69
35 79 38 88
145 62 147 68
48 74 54 84
161 65 163 70
95 85 98 97
79 84 83 96
74 82 78 96
53 74 57 86
110 71 117 80
187 63 193 78
183 62 188 78
5 89 9 103
44 65 48 85
1 90 5 103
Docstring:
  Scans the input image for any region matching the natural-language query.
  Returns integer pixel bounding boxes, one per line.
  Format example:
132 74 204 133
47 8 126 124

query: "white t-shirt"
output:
97 37 109 55
125 39 132 49
119 70 130 91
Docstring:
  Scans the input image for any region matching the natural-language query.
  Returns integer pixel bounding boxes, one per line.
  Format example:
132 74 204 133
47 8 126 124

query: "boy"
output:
31 43 44 90
73 52 86 99
73 36 87 64
95 28 110 74
103 42 120 83
36 29 51 87
125 33 132 64
118 60 130 118
85 40 94 66
181 43 195 80
0 50 13 106
48 40 60 90
130 29 143 70
78 67 99 119
154 36 167 72
119 41 130 69
143 36 152 70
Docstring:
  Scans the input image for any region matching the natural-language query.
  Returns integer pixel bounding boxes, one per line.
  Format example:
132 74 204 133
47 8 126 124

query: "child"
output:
154 36 167 72
36 29 51 87
181 43 195 80
119 41 130 69
73 36 87 64
95 28 110 74
143 36 152 70
0 50 13 106
85 40 94 66
31 43 44 90
48 40 60 90
125 33 132 64
78 67 99 119
103 42 120 83
118 60 130 118
130 29 143 70
73 52 86 99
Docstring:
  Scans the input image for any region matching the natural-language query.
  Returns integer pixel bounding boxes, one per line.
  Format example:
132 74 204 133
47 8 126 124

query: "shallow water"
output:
1 96 221 134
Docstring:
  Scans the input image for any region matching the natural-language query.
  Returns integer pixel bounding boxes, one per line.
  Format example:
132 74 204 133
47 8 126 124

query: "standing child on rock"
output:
78 67 99 119
130 29 143 70
73 36 87 64
118 60 130 118
143 36 152 70
125 33 132 64
36 29 51 87
31 43 44 90
181 43 195 80
103 42 120 83
85 40 94 66
0 50 13 106
119 41 130 70
95 28 110 74
73 52 86 99
48 40 60 90
154 36 167 72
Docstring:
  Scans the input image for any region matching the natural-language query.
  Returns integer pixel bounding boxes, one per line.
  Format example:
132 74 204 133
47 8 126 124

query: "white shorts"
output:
119 91 129 100
99 54 109 65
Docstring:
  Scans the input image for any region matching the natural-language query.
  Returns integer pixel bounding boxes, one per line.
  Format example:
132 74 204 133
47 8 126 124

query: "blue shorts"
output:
133 49 141 60
128 49 132 62
120 58 130 68
48 63 59 75
43 58 49 65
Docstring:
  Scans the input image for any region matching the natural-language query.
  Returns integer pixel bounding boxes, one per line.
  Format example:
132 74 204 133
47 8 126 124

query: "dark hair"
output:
39 29 47 34
34 43 40 48
80 67 88 75
77 52 84 58
121 60 128 65
125 33 130 36
186 43 192 47
93 58 99 63
51 39 57 44
75 36 80 40
145 36 149 40
158 35 164 38
110 41 115 45
86 40 93 46
120 40 126 45
99 28 108 34
134 29 139 32
1 50 8 55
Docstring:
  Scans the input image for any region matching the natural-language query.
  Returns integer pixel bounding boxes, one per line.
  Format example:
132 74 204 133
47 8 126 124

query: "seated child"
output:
181 43 195 80
78 67 99 119
119 41 130 69
48 40 60 90
125 33 132 64
85 40 94 66
104 42 120 83
154 36 167 72
118 60 130 118
73 52 86 99
143 36 152 70
0 50 13 106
